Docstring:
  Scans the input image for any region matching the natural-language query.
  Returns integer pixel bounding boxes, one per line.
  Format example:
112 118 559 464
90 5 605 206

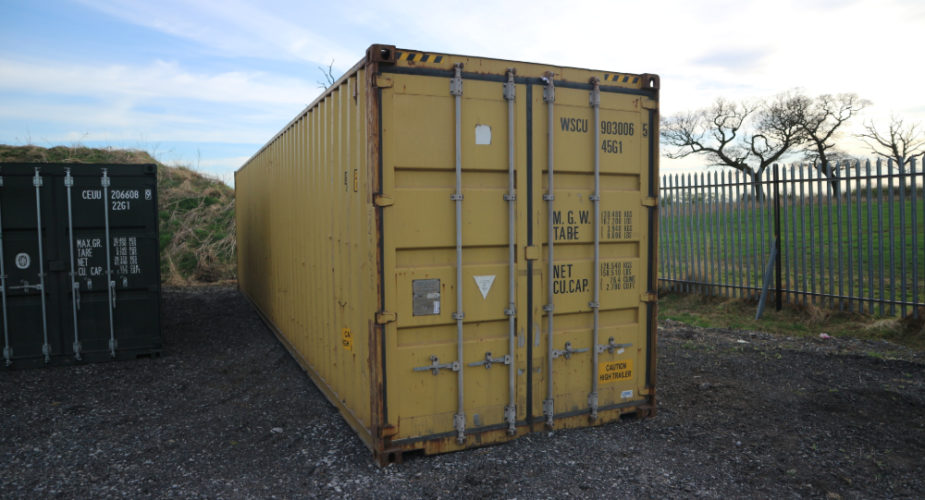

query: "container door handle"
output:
467 351 511 369
597 338 632 355
412 355 460 376
551 341 589 360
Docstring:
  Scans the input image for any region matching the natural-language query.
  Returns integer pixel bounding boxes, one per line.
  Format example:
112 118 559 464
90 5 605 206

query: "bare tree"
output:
661 98 753 168
799 93 869 194
800 94 869 165
317 59 336 89
662 92 807 198
751 91 807 172
858 116 925 171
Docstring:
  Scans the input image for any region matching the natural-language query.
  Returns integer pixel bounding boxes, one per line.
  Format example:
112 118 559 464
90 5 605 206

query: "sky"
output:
1 0 924 186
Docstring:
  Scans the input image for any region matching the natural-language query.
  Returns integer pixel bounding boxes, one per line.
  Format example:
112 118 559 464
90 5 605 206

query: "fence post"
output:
774 164 782 311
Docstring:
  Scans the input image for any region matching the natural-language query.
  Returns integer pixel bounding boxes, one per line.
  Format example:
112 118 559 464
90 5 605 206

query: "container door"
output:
68 167 161 359
0 164 161 367
0 168 57 365
530 78 657 427
379 67 656 447
380 67 530 447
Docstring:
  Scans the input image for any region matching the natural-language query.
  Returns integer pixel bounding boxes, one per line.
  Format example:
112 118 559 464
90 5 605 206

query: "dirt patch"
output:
1 287 922 498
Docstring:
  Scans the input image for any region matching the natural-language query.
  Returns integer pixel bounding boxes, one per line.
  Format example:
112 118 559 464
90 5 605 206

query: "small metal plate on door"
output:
412 279 441 316
15 252 31 269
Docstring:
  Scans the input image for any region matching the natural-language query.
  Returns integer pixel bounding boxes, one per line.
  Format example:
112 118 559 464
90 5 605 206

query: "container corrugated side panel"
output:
236 64 381 448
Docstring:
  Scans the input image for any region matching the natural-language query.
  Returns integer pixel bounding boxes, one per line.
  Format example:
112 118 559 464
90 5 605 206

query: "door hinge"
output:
375 75 393 88
524 246 540 261
376 311 397 324
641 98 657 110
640 292 657 303
642 197 658 207
380 424 399 438
374 195 394 207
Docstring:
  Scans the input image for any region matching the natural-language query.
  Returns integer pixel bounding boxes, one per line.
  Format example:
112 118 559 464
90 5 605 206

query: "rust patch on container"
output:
367 318 382 452
365 57 387 459
367 44 396 64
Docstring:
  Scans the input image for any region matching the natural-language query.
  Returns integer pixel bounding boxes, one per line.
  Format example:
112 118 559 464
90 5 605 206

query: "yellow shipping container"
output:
236 44 659 464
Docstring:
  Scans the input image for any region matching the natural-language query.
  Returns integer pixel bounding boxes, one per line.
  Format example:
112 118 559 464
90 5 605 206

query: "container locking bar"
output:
64 169 82 360
503 68 517 435
33 169 51 362
0 174 11 366
542 72 556 428
589 78 602 420
413 355 460 376
101 169 117 357
450 63 466 444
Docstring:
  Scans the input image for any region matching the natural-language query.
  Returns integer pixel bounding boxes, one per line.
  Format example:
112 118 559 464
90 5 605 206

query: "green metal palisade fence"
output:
659 157 924 318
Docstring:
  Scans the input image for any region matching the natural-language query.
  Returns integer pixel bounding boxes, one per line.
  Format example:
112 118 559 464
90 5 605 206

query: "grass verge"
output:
658 291 925 350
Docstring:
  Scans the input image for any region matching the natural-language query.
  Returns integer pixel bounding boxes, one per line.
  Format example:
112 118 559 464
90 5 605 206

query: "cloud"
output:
67 0 923 118
0 56 319 147
198 155 251 168
694 48 771 72
0 93 300 151
74 0 359 70
3 0 924 180
0 57 319 106
195 155 251 186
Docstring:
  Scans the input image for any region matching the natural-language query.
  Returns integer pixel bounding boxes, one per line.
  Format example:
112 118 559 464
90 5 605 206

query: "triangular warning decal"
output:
473 275 495 300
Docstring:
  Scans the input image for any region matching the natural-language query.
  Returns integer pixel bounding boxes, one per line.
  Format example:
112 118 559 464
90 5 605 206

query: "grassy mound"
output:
157 163 235 284
0 145 236 284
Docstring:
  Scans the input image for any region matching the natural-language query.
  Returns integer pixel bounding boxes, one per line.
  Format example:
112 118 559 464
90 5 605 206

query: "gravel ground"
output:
1 286 923 499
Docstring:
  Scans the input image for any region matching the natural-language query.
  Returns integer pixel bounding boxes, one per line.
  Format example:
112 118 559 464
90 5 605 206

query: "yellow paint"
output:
236 45 659 460
236 68 376 439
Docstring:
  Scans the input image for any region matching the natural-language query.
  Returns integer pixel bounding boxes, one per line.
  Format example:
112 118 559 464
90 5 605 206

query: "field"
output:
659 292 925 350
